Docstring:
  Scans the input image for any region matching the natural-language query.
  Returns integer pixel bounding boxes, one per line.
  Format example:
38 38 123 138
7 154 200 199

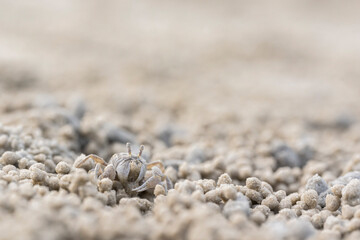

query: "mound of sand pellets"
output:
0 98 360 240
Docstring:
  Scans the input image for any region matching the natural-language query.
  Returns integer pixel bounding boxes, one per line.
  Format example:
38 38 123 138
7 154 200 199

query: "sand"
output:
1 1 360 239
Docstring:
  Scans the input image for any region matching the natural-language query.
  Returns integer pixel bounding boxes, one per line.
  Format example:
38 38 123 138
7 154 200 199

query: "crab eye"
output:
138 145 145 158
126 142 132 156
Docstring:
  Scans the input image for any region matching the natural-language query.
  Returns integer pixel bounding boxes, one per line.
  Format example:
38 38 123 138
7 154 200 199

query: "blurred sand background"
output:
0 0 360 120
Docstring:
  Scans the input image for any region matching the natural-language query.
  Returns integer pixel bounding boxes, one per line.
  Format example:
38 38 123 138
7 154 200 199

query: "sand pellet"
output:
325 194 341 211
274 190 286 202
217 173 232 186
98 178 113 192
261 195 279 211
0 151 20 165
246 189 263 204
331 184 344 198
305 174 328 195
30 167 47 183
219 184 237 201
250 210 266 225
246 177 262 191
301 190 318 209
342 179 360 206
279 198 293 209
55 161 72 174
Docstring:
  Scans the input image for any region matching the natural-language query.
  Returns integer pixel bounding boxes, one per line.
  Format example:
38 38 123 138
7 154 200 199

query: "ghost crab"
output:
75 143 173 194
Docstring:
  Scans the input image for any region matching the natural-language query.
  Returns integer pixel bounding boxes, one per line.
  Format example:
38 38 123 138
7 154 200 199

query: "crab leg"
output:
166 176 173 190
132 167 163 192
132 176 161 192
146 161 165 172
102 164 116 180
94 163 103 179
75 154 108 168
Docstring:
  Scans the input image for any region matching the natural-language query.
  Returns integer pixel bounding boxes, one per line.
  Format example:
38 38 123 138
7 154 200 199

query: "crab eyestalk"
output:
126 142 132 157
138 145 144 158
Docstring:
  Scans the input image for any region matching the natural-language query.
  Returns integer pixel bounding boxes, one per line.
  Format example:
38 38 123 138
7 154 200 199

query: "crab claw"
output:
116 161 131 184
132 166 163 192
135 163 146 184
